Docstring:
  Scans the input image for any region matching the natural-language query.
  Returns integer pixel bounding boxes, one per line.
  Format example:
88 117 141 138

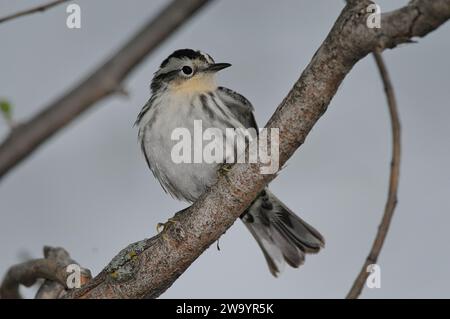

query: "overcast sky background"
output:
0 0 449 298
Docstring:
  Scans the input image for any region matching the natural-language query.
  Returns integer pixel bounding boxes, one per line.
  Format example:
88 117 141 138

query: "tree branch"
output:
346 51 401 299
0 0 213 181
2 0 449 299
0 0 70 24
0 246 91 299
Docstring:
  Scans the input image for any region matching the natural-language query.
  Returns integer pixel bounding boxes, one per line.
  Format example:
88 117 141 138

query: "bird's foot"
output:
156 217 177 234
218 163 234 182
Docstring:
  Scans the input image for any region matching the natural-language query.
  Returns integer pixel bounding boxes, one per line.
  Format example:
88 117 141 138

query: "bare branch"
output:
0 0 213 181
346 51 401 299
58 0 446 299
0 247 91 299
0 0 70 24
34 246 91 299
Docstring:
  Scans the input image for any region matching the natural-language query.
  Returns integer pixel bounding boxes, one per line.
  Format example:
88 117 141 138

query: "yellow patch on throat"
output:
170 74 217 94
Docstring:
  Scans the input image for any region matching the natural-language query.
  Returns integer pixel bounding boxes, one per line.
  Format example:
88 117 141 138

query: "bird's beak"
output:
205 63 232 72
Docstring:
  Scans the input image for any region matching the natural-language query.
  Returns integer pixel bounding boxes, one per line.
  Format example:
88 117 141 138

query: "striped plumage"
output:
136 49 324 276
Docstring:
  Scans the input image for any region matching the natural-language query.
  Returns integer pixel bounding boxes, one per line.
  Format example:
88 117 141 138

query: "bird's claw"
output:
218 163 233 182
156 218 177 234
156 223 165 233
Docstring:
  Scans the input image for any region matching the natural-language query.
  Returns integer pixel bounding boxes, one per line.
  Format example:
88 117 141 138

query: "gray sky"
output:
0 0 449 298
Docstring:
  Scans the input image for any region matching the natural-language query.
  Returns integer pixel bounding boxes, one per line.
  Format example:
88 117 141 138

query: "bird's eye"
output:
181 66 193 75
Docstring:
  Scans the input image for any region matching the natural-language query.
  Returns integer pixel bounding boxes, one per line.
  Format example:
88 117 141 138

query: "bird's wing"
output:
217 86 258 131
135 97 154 127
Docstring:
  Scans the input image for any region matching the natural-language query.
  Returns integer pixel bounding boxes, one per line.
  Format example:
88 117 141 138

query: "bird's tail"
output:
241 189 324 277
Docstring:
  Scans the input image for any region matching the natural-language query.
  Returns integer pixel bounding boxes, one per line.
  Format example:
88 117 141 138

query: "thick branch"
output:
0 0 70 24
0 0 213 180
346 51 401 299
58 0 448 299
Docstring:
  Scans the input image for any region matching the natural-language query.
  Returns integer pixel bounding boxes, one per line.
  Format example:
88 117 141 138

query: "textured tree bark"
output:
1 0 450 299
0 247 91 299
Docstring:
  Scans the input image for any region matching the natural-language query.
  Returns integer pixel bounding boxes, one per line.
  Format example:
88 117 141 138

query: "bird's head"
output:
151 49 231 95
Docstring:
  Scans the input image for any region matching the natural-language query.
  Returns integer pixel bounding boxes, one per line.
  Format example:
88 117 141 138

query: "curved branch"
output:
0 0 70 24
346 51 401 299
0 247 91 299
0 0 213 180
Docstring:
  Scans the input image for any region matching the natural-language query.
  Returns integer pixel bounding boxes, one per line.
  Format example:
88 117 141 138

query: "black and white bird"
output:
136 49 324 276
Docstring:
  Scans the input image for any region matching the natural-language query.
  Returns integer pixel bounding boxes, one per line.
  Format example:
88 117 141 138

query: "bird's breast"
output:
141 92 235 202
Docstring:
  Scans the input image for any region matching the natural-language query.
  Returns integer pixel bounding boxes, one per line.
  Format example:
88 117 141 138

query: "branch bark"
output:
0 246 91 299
1 0 449 299
346 51 401 299
0 0 70 24
0 0 213 180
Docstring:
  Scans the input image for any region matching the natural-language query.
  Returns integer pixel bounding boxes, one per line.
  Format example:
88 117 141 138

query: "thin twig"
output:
346 51 401 299
0 0 70 24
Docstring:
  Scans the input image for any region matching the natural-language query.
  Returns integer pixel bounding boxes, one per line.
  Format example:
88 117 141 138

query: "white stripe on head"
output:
199 51 215 64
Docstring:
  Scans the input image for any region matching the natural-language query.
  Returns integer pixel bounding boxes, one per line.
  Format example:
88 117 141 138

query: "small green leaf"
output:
0 100 12 120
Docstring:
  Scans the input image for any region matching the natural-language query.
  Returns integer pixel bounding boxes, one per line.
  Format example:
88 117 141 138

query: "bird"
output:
136 49 324 276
